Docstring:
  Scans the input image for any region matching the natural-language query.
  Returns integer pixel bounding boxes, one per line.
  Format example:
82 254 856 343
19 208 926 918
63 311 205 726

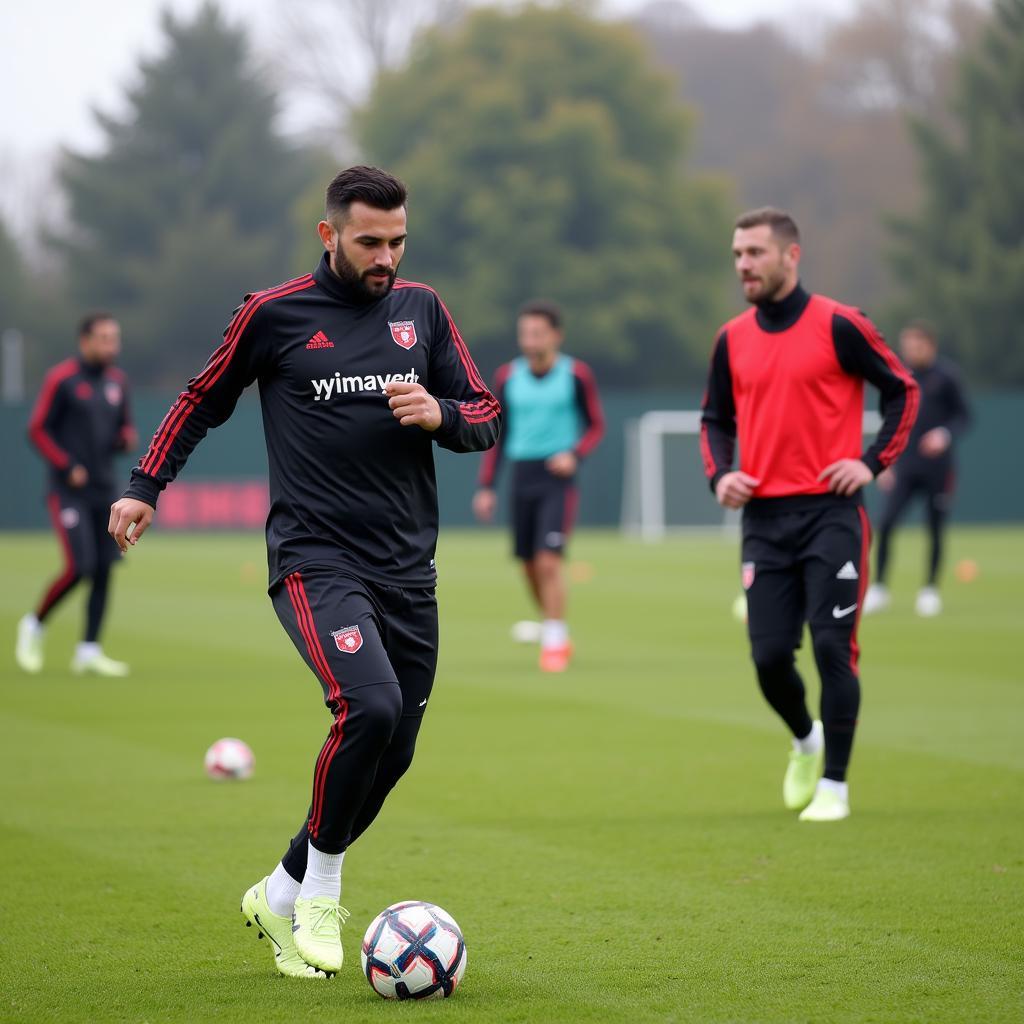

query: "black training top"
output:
899 356 971 469
123 255 501 587
28 355 135 501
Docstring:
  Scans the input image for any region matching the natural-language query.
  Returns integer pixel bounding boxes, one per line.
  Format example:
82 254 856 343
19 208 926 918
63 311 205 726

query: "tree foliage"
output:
58 3 310 385
889 0 1024 385
355 5 733 386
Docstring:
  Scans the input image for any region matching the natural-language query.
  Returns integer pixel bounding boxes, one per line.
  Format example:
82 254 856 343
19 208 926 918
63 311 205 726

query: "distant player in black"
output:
16 314 136 677
108 166 499 979
863 321 971 618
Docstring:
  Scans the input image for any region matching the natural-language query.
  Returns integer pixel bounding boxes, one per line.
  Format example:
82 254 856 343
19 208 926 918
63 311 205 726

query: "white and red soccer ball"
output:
361 901 467 1000
203 737 254 781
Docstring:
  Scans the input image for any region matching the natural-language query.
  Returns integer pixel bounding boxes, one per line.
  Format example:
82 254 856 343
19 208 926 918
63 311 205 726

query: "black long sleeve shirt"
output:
124 255 500 587
899 356 971 469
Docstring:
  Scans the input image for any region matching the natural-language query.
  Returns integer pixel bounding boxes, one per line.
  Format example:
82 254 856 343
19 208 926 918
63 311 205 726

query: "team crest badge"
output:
741 561 756 590
388 320 417 350
331 625 363 654
104 381 122 405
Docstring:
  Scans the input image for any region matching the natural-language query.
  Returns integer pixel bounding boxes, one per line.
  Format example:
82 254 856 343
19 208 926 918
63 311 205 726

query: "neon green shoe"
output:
15 615 44 674
71 650 130 677
799 784 850 822
291 896 349 973
241 877 330 978
783 721 824 810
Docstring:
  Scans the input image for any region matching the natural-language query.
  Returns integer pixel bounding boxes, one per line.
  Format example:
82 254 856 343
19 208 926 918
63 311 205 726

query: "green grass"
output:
1 526 1022 1023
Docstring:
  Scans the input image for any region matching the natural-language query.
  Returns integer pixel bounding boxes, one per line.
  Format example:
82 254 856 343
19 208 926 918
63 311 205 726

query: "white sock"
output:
265 861 301 917
22 614 42 633
541 619 569 649
817 777 849 802
76 641 101 660
793 720 823 755
299 841 343 902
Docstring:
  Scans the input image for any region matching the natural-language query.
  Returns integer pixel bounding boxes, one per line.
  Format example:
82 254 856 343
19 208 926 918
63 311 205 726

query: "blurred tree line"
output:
0 0 1019 393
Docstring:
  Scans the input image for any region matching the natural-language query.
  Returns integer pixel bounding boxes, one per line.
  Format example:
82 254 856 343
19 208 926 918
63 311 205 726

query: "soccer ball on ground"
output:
361 901 467 1000
203 737 254 780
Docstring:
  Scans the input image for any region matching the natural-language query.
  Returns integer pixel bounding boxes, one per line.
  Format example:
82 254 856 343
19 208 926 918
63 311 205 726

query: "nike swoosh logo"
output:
418 699 427 707
254 912 282 953
832 604 858 619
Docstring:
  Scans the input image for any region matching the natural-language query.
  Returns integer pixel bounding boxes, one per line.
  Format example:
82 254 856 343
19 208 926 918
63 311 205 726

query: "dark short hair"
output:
325 165 408 223
902 319 938 343
735 207 800 246
78 313 117 338
518 300 563 330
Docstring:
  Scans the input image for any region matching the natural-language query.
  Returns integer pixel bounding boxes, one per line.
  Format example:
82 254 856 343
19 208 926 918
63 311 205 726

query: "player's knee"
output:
811 628 849 674
357 682 403 743
750 636 796 676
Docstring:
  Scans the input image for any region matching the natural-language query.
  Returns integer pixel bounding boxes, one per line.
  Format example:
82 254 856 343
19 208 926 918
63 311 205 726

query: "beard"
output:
742 265 789 305
331 248 397 302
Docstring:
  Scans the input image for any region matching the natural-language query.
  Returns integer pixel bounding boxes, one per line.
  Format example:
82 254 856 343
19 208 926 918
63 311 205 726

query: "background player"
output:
108 166 499 979
863 320 971 617
472 301 604 673
701 207 918 822
16 314 136 677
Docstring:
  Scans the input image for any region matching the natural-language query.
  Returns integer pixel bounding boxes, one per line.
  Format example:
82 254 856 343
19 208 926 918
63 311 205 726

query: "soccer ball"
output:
361 901 467 1000
203 737 254 780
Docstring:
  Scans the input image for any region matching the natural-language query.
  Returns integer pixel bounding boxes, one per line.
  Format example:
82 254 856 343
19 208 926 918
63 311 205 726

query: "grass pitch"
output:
1 526 1021 1023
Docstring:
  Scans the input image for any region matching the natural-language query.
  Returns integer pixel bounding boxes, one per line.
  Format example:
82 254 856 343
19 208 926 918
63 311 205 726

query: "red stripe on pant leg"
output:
284 573 342 835
850 506 872 676
285 572 349 840
36 494 78 618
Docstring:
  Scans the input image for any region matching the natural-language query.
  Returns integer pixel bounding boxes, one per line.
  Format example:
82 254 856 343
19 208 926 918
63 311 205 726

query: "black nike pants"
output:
741 501 870 783
270 568 437 879
876 459 954 588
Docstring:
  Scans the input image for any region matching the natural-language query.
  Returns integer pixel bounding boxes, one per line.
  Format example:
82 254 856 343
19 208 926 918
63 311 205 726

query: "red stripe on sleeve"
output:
27 359 78 469
140 275 314 477
478 363 512 486
842 307 920 466
572 360 604 457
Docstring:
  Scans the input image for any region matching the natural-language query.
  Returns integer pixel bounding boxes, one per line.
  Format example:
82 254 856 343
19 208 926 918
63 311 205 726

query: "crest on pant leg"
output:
742 561 756 590
331 625 363 654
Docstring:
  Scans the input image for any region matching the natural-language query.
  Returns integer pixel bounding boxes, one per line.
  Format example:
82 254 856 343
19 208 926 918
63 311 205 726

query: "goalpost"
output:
621 409 883 541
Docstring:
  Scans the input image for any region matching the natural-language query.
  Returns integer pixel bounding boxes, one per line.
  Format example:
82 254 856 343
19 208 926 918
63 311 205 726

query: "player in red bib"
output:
700 208 919 822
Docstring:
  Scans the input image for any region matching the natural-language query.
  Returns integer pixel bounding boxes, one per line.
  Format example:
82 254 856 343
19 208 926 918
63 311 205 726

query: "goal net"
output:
621 409 882 540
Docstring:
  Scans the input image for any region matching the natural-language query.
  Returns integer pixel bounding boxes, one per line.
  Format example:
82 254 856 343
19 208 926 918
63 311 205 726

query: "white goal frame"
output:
621 409 883 542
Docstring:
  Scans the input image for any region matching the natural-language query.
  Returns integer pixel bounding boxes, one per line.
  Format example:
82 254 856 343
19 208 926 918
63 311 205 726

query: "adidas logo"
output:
836 561 859 580
305 330 334 350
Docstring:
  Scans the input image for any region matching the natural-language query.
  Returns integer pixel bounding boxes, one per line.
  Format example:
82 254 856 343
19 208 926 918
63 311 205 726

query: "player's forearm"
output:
434 398 501 454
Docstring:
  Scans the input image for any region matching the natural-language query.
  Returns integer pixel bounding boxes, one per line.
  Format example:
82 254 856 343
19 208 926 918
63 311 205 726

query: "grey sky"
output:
1 0 856 156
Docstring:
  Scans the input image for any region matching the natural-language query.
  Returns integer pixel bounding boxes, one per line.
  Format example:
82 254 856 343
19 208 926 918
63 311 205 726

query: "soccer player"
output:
108 167 499 978
863 321 971 617
700 208 919 822
16 314 136 677
472 301 604 673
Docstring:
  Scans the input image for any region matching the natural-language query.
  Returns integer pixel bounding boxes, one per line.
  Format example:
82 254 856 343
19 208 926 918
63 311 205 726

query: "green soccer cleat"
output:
799 784 850 822
783 721 824 810
15 615 44 674
291 895 349 974
71 650 130 677
241 877 330 979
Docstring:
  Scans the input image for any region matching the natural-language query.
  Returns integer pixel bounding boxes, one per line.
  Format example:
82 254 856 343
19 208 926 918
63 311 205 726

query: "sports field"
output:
1 527 1021 1023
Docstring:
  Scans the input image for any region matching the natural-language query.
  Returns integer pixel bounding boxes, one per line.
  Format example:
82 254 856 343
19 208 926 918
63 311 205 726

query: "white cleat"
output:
799 781 850 822
510 620 543 644
71 650 130 677
862 583 890 615
915 587 942 617
15 615 44 674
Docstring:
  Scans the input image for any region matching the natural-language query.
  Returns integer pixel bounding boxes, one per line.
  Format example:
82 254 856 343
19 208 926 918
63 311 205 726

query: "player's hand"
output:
108 498 155 553
877 467 896 492
818 459 874 496
546 451 577 477
472 488 496 522
919 427 951 458
385 381 441 432
715 471 761 509
68 464 89 488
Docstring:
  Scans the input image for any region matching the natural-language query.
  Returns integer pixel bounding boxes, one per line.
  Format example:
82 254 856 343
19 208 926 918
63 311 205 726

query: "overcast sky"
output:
1 0 855 156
